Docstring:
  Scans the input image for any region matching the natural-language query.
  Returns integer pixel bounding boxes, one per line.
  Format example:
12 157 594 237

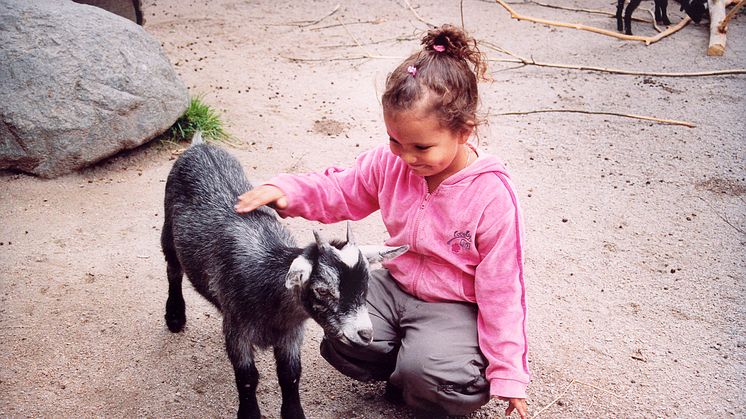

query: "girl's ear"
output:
458 121 475 144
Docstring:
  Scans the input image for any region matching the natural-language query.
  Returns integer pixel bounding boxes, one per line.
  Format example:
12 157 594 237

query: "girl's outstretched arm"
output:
234 185 288 213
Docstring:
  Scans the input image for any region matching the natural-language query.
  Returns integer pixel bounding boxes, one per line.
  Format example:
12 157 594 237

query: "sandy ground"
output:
1 0 745 417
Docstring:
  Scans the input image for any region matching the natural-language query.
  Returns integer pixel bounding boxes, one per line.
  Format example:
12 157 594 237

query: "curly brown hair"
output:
382 24 487 136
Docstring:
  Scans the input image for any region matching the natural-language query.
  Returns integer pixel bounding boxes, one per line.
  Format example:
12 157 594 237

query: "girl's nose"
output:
403 153 417 164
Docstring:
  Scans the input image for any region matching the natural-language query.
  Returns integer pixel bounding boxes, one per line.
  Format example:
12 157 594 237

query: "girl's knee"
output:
391 351 489 415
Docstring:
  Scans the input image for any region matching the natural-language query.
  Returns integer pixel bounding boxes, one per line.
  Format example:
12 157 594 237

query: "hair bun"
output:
421 24 486 79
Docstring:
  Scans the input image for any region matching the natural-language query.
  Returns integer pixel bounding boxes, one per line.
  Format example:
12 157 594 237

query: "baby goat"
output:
617 0 708 35
161 136 408 419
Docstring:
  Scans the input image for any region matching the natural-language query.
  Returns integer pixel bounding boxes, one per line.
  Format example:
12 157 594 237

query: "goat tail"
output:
191 130 205 146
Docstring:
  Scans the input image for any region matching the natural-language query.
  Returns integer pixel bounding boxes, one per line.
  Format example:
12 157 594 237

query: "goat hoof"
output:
165 312 186 332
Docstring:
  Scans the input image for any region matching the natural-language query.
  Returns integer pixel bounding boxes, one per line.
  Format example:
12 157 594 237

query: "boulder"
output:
0 0 188 178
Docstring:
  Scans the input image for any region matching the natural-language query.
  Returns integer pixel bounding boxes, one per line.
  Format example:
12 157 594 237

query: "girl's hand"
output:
497 397 528 419
234 185 287 214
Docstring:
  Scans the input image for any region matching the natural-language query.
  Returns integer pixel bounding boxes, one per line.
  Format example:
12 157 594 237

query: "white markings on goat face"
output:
333 243 362 269
340 305 373 346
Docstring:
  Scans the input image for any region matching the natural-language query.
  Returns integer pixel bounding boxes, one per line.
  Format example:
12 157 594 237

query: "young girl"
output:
235 25 529 418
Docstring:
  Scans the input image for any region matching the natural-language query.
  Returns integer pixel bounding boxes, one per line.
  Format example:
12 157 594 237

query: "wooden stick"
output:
647 8 663 32
310 19 383 32
494 0 688 44
487 56 746 77
496 109 696 128
644 15 691 44
480 42 746 77
297 4 340 27
718 0 745 33
402 0 437 28
708 0 728 55
531 379 577 418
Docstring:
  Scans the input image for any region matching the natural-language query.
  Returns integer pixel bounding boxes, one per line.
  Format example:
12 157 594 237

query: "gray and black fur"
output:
616 0 708 35
161 134 408 419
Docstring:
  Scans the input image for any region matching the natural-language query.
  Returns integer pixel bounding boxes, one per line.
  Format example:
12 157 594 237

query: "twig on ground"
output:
531 378 621 418
319 34 418 49
494 0 688 44
402 0 437 27
297 3 340 27
496 109 696 128
338 18 366 49
698 196 746 234
531 379 576 418
480 41 746 77
310 19 383 31
719 0 745 32
647 7 663 32
282 54 400 62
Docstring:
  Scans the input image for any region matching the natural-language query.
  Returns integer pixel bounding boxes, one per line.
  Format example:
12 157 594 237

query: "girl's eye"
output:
415 145 432 151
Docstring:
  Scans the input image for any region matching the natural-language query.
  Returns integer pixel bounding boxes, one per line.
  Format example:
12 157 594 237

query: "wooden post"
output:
708 0 728 56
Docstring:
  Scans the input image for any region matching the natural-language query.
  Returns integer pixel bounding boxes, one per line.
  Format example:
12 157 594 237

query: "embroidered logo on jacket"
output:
447 230 471 253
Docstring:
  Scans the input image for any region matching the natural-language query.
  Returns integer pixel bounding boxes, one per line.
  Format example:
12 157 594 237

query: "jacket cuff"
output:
490 378 528 399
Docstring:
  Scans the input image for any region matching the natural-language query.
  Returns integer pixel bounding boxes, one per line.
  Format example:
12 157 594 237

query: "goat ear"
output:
345 221 356 246
286 255 313 289
359 245 409 264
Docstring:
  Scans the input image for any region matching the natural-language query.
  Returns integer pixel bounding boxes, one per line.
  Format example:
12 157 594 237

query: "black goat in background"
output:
617 0 709 35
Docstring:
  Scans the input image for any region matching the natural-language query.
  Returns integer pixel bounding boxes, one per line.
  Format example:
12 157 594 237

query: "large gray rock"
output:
0 0 188 178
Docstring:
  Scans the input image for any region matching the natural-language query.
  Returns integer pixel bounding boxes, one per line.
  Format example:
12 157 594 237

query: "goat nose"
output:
358 328 373 343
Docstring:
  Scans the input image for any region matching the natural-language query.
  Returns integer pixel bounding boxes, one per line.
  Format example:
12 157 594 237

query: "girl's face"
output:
384 109 472 186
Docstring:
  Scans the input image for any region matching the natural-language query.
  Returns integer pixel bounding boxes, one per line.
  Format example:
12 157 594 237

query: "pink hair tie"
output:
433 44 445 52
406 65 417 77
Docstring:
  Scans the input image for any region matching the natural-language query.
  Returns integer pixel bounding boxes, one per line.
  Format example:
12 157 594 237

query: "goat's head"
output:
285 223 408 346
679 0 708 23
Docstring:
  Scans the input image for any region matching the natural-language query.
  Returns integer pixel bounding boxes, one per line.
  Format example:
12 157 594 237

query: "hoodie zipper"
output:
410 191 432 297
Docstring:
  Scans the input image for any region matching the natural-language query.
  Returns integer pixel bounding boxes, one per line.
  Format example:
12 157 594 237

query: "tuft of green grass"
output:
170 96 232 143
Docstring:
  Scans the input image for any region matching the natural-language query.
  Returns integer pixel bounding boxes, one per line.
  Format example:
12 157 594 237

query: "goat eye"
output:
314 288 332 298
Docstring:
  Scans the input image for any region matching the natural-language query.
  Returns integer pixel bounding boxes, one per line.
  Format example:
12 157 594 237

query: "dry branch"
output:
494 0 689 45
531 379 577 419
719 0 745 32
481 42 746 77
496 109 696 128
402 0 437 27
275 4 340 27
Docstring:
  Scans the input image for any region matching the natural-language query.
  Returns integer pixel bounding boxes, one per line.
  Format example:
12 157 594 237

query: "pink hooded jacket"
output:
268 144 530 398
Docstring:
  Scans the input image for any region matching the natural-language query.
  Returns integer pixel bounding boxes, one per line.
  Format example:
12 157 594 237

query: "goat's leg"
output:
624 0 643 34
616 0 626 32
655 0 672 24
274 342 305 419
162 222 186 332
225 328 261 419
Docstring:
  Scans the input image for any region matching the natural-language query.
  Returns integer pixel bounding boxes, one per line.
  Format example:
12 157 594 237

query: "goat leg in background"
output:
624 0 644 35
616 0 626 32
655 0 673 24
275 343 306 419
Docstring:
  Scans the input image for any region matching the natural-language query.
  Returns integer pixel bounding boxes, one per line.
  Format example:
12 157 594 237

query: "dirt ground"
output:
1 0 745 417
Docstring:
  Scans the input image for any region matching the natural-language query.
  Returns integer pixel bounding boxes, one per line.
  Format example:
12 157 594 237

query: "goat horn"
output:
313 230 326 248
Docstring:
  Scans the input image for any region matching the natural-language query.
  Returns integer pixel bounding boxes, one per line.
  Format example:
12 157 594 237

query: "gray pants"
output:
320 269 490 415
